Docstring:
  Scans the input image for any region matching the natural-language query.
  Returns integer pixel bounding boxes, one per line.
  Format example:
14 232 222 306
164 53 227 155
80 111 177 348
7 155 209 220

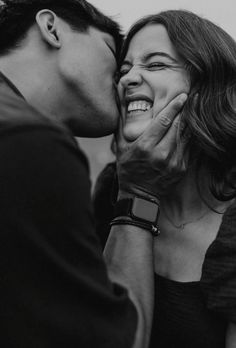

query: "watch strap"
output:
113 196 160 224
110 218 160 236
114 198 132 218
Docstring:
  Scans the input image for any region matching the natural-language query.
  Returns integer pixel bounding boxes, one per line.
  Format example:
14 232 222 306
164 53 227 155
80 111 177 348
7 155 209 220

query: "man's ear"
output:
35 10 61 48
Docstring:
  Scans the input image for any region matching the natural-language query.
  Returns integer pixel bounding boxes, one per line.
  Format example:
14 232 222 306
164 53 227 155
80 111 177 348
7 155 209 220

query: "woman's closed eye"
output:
145 62 171 70
119 67 131 78
119 62 171 78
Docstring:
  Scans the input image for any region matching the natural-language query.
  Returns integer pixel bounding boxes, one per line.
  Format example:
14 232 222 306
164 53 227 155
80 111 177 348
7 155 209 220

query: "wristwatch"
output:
114 196 160 226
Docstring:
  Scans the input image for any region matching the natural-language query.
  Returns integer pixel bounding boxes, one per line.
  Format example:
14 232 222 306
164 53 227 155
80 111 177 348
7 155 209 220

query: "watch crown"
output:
152 225 160 236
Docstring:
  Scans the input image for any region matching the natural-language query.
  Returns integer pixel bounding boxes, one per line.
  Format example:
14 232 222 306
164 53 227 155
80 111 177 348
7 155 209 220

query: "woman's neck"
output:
160 168 226 221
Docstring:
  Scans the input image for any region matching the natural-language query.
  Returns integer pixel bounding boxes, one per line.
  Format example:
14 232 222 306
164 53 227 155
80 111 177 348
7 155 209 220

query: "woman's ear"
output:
35 9 61 49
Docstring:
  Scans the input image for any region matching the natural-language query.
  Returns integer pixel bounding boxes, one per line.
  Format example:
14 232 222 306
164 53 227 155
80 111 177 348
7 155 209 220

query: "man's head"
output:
0 0 123 136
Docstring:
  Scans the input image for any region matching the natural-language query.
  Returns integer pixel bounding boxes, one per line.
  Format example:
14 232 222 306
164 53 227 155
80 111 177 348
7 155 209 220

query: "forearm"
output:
104 224 155 348
226 322 236 347
103 94 188 347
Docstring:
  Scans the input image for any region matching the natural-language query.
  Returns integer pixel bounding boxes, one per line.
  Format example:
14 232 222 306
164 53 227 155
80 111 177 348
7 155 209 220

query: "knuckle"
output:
180 160 188 173
159 115 172 127
136 139 150 153
166 154 180 170
173 117 180 129
167 160 177 172
170 158 186 174
157 149 169 163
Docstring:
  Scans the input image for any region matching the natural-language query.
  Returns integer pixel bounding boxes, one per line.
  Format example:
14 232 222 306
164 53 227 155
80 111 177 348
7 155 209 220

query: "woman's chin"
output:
123 127 143 142
123 121 151 142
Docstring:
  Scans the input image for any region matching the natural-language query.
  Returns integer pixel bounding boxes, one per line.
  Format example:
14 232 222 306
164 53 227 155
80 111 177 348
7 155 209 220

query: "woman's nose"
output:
119 67 143 88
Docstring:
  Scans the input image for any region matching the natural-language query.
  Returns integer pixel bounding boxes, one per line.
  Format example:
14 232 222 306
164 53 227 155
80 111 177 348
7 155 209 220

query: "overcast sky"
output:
89 0 236 40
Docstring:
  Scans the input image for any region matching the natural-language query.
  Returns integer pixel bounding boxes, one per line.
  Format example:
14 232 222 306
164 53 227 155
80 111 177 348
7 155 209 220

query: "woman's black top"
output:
150 275 226 347
93 162 236 348
150 201 236 348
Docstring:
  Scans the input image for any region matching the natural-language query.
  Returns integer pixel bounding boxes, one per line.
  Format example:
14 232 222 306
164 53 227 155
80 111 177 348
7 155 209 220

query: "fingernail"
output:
193 93 199 106
179 93 188 105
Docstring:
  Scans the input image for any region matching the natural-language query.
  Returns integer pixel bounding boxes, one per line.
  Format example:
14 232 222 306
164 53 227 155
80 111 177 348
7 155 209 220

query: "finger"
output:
178 127 191 171
153 114 181 160
193 92 199 107
140 93 187 146
162 122 190 174
155 111 191 159
174 135 190 169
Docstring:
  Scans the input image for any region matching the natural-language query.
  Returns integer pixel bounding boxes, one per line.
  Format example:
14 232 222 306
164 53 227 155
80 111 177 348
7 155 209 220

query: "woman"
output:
93 10 236 347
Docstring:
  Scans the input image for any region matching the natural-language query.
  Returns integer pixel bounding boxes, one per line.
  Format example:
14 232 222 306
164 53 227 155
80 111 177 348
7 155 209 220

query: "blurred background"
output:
78 0 236 188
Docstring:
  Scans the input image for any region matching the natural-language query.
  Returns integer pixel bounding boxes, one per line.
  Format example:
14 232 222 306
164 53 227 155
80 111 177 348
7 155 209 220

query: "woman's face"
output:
118 24 190 141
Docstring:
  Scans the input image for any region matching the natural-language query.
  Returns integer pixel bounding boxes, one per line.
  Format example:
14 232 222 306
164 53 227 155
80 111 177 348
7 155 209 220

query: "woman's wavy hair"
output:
120 10 236 201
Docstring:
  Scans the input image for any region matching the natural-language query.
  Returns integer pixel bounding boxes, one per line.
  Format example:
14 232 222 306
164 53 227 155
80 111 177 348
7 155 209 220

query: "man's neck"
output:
0 52 64 121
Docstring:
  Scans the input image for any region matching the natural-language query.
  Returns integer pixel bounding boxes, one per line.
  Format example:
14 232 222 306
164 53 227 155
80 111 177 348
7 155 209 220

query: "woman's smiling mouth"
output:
127 100 152 116
125 97 153 118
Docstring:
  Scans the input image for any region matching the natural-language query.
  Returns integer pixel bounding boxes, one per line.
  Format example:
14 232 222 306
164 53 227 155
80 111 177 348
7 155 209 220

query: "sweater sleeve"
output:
93 161 118 248
0 126 136 348
201 201 236 323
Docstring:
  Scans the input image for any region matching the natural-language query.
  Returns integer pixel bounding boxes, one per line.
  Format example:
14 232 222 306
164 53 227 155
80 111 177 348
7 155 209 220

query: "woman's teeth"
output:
127 100 152 112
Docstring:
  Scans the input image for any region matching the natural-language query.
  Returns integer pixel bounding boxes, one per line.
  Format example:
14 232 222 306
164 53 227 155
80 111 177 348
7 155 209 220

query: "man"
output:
0 1 187 347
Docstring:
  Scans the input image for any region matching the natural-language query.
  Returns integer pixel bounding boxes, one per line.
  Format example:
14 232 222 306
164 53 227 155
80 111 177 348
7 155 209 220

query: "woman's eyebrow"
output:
143 51 179 63
121 51 179 66
120 60 132 67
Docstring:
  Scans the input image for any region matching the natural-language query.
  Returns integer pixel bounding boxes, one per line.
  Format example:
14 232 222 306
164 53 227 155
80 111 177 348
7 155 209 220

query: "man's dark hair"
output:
0 0 123 57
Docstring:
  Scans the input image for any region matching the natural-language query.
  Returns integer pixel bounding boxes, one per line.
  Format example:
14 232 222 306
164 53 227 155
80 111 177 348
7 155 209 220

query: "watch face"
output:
131 197 159 223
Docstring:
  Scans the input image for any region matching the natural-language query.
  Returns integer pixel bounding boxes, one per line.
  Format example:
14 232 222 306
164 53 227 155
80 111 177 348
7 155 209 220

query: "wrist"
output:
110 217 160 236
118 188 160 205
112 195 161 236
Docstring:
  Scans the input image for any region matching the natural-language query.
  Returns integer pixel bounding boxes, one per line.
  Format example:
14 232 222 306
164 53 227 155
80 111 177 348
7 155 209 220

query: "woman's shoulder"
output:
205 199 236 254
200 200 236 323
220 199 236 233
